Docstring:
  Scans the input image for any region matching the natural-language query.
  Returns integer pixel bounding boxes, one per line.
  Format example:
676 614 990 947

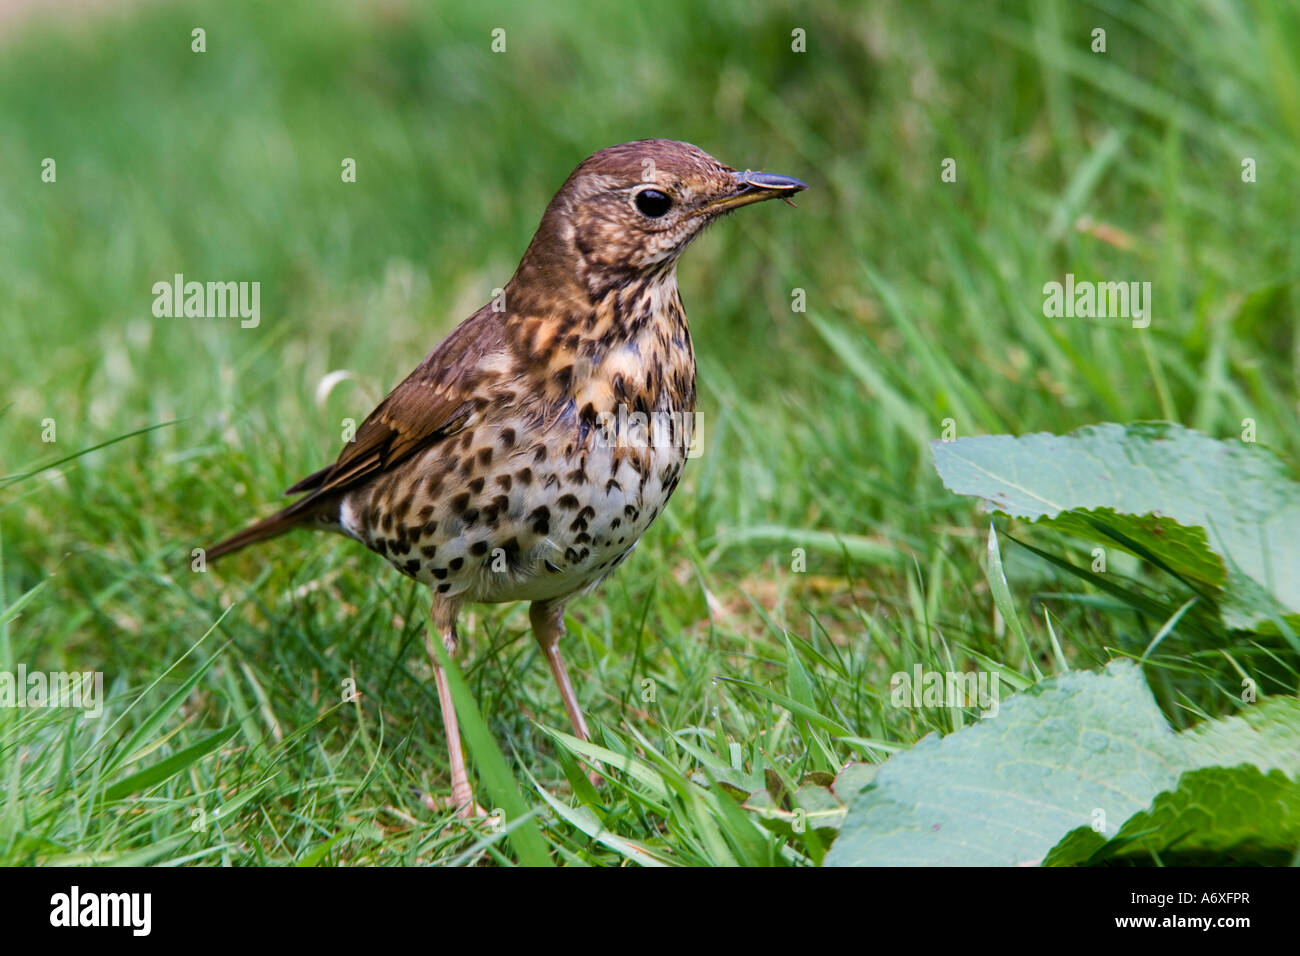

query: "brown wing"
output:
286 306 504 499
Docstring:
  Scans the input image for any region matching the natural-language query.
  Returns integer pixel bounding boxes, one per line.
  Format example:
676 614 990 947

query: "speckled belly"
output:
340 406 689 604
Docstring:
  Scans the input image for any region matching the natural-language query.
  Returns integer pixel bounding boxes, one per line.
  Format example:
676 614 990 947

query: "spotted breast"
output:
339 265 696 605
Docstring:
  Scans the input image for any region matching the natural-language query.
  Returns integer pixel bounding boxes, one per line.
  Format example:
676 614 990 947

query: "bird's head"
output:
513 139 806 295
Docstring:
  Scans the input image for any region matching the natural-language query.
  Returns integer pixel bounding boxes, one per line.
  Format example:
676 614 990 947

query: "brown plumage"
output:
206 139 805 816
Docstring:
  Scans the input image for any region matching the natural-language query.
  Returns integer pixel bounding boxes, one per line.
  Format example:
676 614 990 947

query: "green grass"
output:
1 0 1297 865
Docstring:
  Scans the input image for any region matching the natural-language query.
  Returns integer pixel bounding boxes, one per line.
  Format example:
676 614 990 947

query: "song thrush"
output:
206 139 805 816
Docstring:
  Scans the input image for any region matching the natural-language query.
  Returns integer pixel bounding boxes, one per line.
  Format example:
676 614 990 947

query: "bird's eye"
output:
634 189 673 218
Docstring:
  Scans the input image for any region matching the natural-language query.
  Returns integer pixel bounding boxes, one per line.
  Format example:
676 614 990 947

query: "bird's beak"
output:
701 170 808 214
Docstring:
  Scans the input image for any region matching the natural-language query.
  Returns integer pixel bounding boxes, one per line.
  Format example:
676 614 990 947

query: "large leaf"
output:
825 662 1300 866
1049 508 1225 592
1044 696 1300 864
1045 765 1300 865
825 662 1181 866
931 422 1300 628
1179 695 1300 773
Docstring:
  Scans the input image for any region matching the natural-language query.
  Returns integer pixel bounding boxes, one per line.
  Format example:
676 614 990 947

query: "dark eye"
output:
634 189 673 218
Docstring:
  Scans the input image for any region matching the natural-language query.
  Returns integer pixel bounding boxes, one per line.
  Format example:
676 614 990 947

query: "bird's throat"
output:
508 269 697 425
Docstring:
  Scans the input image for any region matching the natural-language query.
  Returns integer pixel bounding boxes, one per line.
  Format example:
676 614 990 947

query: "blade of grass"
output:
428 632 553 867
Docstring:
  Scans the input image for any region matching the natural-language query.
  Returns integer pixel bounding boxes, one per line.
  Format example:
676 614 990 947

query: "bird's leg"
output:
529 600 590 739
530 601 603 785
425 597 486 819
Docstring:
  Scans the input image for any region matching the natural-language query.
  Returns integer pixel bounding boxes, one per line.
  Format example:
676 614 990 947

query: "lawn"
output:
2 0 1297 865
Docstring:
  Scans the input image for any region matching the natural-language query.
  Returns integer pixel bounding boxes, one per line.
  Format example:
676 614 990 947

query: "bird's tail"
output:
205 497 324 562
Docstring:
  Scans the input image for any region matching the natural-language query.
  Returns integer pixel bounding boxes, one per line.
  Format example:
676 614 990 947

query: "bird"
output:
205 139 805 816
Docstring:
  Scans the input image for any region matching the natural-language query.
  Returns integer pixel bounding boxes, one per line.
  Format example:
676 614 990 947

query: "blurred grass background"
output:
1 0 1297 864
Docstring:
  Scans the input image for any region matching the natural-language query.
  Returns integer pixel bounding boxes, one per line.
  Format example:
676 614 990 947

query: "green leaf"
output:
296 833 346 867
827 662 1182 866
90 606 232 775
827 661 1300 867
1048 766 1300 865
985 524 1039 678
1052 509 1225 593
0 577 48 628
710 524 906 565
745 780 847 832
1179 696 1300 774
45 831 199 867
932 422 1300 628
428 635 553 867
106 647 226 776
531 781 668 867
103 725 239 802
785 633 837 771
719 677 853 737
0 420 178 490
